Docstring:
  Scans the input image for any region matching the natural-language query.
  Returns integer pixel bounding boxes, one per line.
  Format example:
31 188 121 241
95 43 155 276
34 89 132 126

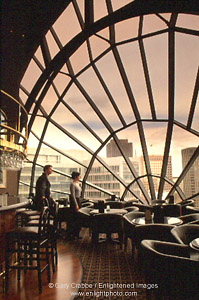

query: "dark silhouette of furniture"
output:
78 207 93 236
94 200 123 209
105 201 124 208
91 213 124 248
123 211 145 257
131 216 183 225
141 240 199 300
25 201 59 273
135 223 176 264
179 199 195 215
171 224 199 245
182 205 199 215
179 213 199 224
162 203 181 217
5 207 50 293
125 206 139 212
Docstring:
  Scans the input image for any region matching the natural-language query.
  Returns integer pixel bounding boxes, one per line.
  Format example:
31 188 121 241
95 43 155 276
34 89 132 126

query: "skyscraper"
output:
181 147 199 205
140 155 173 197
106 139 133 158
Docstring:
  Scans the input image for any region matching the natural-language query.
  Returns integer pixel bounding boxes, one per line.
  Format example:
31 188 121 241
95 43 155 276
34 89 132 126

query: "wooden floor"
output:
0 240 82 300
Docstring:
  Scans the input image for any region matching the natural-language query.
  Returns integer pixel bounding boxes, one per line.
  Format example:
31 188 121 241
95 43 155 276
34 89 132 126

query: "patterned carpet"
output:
65 229 153 300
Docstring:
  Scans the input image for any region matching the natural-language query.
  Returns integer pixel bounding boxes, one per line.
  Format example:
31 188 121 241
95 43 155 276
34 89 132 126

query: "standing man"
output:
35 165 53 211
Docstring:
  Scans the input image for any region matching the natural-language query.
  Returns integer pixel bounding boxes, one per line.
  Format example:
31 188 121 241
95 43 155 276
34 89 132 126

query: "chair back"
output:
182 205 199 215
135 224 176 247
171 224 199 245
141 239 199 300
123 211 145 238
38 206 49 236
179 213 199 224
123 211 145 222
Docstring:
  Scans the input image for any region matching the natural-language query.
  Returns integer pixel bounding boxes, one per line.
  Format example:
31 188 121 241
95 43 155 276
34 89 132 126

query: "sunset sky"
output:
20 1 199 178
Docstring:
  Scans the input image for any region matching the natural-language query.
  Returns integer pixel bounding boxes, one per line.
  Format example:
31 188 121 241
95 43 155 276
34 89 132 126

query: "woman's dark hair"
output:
71 171 80 179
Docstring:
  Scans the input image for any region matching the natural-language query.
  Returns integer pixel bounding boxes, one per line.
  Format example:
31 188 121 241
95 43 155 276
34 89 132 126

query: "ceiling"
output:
1 0 70 98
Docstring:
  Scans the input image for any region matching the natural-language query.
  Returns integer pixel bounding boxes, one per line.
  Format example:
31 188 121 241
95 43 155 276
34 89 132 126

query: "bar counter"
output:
0 200 30 264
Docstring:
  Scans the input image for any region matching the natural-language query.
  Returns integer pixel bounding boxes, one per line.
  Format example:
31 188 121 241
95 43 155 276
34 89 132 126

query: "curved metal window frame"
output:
21 1 199 203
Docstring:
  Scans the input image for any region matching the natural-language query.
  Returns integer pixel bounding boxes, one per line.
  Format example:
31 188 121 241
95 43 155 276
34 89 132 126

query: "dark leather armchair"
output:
135 224 176 265
125 206 139 212
182 205 199 215
179 213 199 224
141 240 199 300
123 211 145 256
179 199 195 215
171 224 199 245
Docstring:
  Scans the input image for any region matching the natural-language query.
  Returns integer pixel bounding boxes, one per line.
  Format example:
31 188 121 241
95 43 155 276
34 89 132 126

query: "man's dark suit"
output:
35 173 51 211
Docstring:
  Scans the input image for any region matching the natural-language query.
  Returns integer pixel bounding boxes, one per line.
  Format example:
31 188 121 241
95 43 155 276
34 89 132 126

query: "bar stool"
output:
25 201 59 273
5 207 51 294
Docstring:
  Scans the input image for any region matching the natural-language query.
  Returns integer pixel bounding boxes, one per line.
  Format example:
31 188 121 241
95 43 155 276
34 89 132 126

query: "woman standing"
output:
70 171 82 212
66 171 82 239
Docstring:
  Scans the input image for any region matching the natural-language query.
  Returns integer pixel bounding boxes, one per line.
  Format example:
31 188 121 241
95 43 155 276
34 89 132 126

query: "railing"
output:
0 90 28 168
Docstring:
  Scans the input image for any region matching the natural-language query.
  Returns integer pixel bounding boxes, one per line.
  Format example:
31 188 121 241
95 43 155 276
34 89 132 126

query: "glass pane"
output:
53 65 71 95
143 33 168 118
21 59 42 93
117 42 151 118
27 131 40 149
78 67 123 130
76 0 84 18
64 83 110 140
175 32 199 125
157 13 171 23
142 122 168 156
70 42 90 75
45 30 60 59
31 116 47 139
177 14 199 31
96 27 110 41
51 102 101 152
42 86 59 115
142 14 168 35
111 0 132 11
88 35 110 60
52 3 81 46
115 17 139 43
44 121 93 156
19 88 28 105
34 46 45 68
96 51 136 124
85 158 121 200
181 147 199 202
94 0 107 22
171 125 199 178
192 98 199 132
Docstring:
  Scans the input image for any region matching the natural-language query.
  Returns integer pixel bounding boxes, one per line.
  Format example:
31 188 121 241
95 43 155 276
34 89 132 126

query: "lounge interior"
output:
1 1 199 300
